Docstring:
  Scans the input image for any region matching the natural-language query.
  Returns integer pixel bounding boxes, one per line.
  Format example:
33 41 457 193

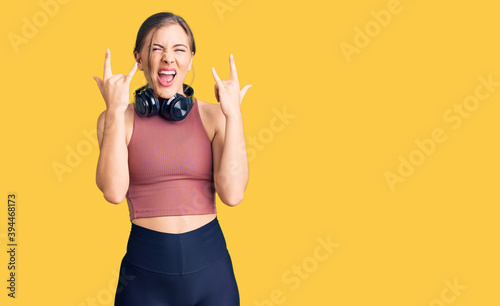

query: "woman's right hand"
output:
93 49 138 114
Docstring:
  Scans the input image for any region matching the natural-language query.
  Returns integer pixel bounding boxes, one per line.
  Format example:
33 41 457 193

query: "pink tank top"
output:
125 97 216 220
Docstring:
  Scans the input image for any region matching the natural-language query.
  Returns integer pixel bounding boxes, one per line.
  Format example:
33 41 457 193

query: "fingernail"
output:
230 54 233 59
106 48 110 54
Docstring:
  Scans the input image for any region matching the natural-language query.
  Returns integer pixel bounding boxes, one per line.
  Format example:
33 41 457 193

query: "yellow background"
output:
1 0 499 305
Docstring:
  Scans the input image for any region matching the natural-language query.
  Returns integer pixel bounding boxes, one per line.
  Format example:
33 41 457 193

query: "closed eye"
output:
152 48 184 52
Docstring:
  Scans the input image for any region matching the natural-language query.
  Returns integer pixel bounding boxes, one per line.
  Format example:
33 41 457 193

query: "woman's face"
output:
134 23 194 99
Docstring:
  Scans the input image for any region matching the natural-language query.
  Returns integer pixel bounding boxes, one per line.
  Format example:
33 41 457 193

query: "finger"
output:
103 48 112 79
212 67 222 85
93 76 102 85
109 73 124 81
125 62 138 82
93 76 103 93
240 84 253 102
229 54 239 82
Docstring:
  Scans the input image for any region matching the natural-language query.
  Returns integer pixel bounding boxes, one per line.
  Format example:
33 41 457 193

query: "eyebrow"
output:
153 43 188 49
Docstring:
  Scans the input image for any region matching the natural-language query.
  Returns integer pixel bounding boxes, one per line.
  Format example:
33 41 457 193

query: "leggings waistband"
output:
124 217 229 275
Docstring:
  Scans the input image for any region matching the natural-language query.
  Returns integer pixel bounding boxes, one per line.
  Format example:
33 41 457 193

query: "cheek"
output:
145 61 160 77
177 54 191 66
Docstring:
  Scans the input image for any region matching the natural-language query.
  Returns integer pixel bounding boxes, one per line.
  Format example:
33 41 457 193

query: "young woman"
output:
93 12 252 306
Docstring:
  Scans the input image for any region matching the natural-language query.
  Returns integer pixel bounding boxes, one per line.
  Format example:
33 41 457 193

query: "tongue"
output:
159 74 174 83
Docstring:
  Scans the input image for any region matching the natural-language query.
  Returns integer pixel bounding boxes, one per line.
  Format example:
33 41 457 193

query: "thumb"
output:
93 76 103 92
239 84 253 102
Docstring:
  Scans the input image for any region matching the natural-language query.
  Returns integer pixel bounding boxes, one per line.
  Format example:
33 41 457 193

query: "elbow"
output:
214 174 247 206
221 192 244 207
215 180 247 207
96 179 126 204
103 191 125 204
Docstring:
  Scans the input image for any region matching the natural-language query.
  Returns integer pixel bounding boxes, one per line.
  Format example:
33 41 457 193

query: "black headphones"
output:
134 84 194 121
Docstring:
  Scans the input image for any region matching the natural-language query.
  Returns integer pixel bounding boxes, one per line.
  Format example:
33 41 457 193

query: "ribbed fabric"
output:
126 97 216 220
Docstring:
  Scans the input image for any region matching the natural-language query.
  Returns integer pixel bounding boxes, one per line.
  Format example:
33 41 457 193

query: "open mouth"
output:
158 70 176 87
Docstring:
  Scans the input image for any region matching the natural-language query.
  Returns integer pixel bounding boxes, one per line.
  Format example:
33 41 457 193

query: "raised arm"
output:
93 49 137 204
211 54 252 206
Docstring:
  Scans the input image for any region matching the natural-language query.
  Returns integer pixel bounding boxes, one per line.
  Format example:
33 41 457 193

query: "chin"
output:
153 85 178 99
157 87 183 99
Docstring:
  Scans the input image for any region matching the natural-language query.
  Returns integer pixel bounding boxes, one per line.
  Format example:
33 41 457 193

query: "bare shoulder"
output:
196 98 222 116
196 98 225 141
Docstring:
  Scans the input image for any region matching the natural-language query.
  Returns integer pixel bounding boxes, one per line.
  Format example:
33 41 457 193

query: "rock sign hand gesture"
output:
212 54 252 118
93 49 138 113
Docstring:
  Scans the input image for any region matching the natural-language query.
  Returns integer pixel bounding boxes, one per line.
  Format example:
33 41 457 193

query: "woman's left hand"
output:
212 54 252 118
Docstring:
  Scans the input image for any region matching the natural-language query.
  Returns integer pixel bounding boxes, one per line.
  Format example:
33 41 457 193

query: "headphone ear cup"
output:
134 89 147 116
160 95 194 121
143 88 160 116
135 88 160 117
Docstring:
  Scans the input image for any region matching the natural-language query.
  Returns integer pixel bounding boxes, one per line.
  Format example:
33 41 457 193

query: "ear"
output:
188 52 194 71
134 51 143 71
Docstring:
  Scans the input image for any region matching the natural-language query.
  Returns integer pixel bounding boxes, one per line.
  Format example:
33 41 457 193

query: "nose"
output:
162 51 174 63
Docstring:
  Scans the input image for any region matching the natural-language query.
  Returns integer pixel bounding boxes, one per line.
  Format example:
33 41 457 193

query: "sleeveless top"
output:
125 97 217 221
